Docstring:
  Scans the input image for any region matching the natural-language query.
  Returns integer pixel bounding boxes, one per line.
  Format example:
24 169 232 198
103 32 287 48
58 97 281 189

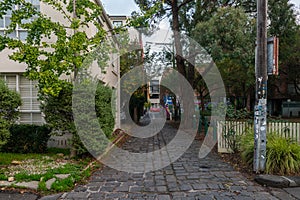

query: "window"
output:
0 0 40 40
113 21 123 27
0 74 17 90
20 76 40 111
150 94 159 99
0 73 43 124
288 84 296 95
150 80 159 93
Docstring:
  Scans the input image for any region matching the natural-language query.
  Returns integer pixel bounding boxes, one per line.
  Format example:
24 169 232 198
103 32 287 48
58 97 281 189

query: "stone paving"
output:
39 122 299 200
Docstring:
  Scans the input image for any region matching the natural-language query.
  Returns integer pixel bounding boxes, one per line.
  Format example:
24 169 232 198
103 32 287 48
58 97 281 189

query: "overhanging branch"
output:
178 0 194 10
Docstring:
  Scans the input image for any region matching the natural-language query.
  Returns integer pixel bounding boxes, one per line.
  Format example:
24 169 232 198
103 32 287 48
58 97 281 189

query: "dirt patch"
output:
219 152 256 180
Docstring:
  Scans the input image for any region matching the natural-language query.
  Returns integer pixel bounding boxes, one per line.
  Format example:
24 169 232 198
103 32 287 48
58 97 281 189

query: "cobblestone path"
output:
42 123 297 200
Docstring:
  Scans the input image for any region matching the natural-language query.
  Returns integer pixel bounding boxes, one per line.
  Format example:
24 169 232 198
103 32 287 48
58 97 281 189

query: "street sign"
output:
267 37 279 75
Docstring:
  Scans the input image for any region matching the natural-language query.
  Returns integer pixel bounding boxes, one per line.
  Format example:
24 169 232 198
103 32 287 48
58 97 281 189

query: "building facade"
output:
0 0 120 125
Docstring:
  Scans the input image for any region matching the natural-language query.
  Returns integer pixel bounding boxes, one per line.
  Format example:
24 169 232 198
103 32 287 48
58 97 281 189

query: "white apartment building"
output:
148 79 160 107
109 15 128 28
0 0 120 125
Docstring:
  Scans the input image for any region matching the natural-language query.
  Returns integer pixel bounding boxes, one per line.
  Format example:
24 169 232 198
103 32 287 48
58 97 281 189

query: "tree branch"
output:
166 0 172 6
178 0 194 10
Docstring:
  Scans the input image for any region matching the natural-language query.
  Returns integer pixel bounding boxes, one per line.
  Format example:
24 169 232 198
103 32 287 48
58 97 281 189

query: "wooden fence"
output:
217 121 300 153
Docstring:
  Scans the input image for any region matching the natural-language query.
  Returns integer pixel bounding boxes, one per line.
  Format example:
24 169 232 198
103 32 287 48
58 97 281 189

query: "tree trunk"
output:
171 0 186 78
246 90 251 111
134 107 138 123
188 42 196 88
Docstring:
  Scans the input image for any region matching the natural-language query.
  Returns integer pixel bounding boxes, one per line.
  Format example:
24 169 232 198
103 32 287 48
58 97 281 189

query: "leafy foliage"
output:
0 0 117 156
266 135 300 174
0 0 110 96
267 0 300 98
239 128 255 167
0 79 22 148
41 82 74 135
194 7 255 105
226 105 252 120
42 81 114 156
239 128 300 175
130 1 165 29
95 83 115 139
2 124 51 153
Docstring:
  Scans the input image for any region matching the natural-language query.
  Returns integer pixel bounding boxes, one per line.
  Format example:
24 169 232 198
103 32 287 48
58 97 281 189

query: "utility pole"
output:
254 0 268 172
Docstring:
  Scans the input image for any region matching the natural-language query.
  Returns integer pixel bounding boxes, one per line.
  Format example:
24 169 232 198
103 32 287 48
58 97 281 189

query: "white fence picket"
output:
217 121 300 153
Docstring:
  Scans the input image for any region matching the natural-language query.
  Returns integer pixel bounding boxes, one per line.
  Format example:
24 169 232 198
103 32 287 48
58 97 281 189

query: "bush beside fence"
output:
217 121 300 153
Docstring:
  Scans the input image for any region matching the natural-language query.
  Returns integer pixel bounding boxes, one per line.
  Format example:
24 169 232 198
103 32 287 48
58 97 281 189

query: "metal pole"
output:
254 0 268 172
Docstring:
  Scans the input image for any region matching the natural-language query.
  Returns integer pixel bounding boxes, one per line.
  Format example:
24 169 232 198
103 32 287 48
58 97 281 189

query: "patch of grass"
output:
12 163 84 183
0 172 7 180
47 148 70 156
38 180 47 191
0 150 101 194
50 163 81 174
51 176 76 192
0 148 71 166
0 153 45 166
14 172 42 182
82 167 91 178
40 172 55 182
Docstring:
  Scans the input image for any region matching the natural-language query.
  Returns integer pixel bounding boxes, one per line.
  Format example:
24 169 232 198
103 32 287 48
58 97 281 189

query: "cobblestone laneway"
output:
43 122 297 200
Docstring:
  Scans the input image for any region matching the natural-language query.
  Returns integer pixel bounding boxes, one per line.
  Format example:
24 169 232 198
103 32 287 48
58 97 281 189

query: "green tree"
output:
285 28 300 97
0 0 113 155
132 0 257 112
0 79 22 148
132 0 194 80
0 0 109 96
267 0 300 99
194 7 256 110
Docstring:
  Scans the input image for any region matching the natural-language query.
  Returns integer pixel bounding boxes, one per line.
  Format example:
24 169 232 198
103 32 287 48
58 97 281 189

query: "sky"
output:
101 0 300 16
101 0 140 16
293 0 300 6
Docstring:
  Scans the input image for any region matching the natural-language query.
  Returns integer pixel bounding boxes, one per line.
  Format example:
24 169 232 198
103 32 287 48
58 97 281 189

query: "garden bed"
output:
0 148 101 195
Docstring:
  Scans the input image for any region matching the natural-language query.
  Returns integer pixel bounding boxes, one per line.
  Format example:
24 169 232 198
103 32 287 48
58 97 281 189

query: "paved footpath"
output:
1 122 299 200
39 123 299 200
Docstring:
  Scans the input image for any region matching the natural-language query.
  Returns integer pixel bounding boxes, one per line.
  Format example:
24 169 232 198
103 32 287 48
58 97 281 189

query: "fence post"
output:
198 115 202 133
204 117 208 135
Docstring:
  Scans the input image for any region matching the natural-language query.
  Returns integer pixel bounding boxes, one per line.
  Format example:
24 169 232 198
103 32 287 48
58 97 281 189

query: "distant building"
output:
282 101 300 117
109 15 128 28
148 79 160 107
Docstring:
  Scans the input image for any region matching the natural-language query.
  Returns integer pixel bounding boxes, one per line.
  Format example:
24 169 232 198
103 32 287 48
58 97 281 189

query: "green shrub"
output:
223 126 240 153
72 80 114 157
95 83 114 139
40 82 75 136
239 128 300 175
0 79 22 148
266 135 300 174
226 105 252 120
239 128 255 167
2 124 51 153
42 80 114 156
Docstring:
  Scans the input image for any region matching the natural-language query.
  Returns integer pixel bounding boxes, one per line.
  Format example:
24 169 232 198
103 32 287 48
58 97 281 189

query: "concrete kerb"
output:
255 174 300 188
96 129 129 161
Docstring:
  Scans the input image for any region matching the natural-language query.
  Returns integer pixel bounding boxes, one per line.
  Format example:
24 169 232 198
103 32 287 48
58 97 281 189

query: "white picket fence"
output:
217 121 300 153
